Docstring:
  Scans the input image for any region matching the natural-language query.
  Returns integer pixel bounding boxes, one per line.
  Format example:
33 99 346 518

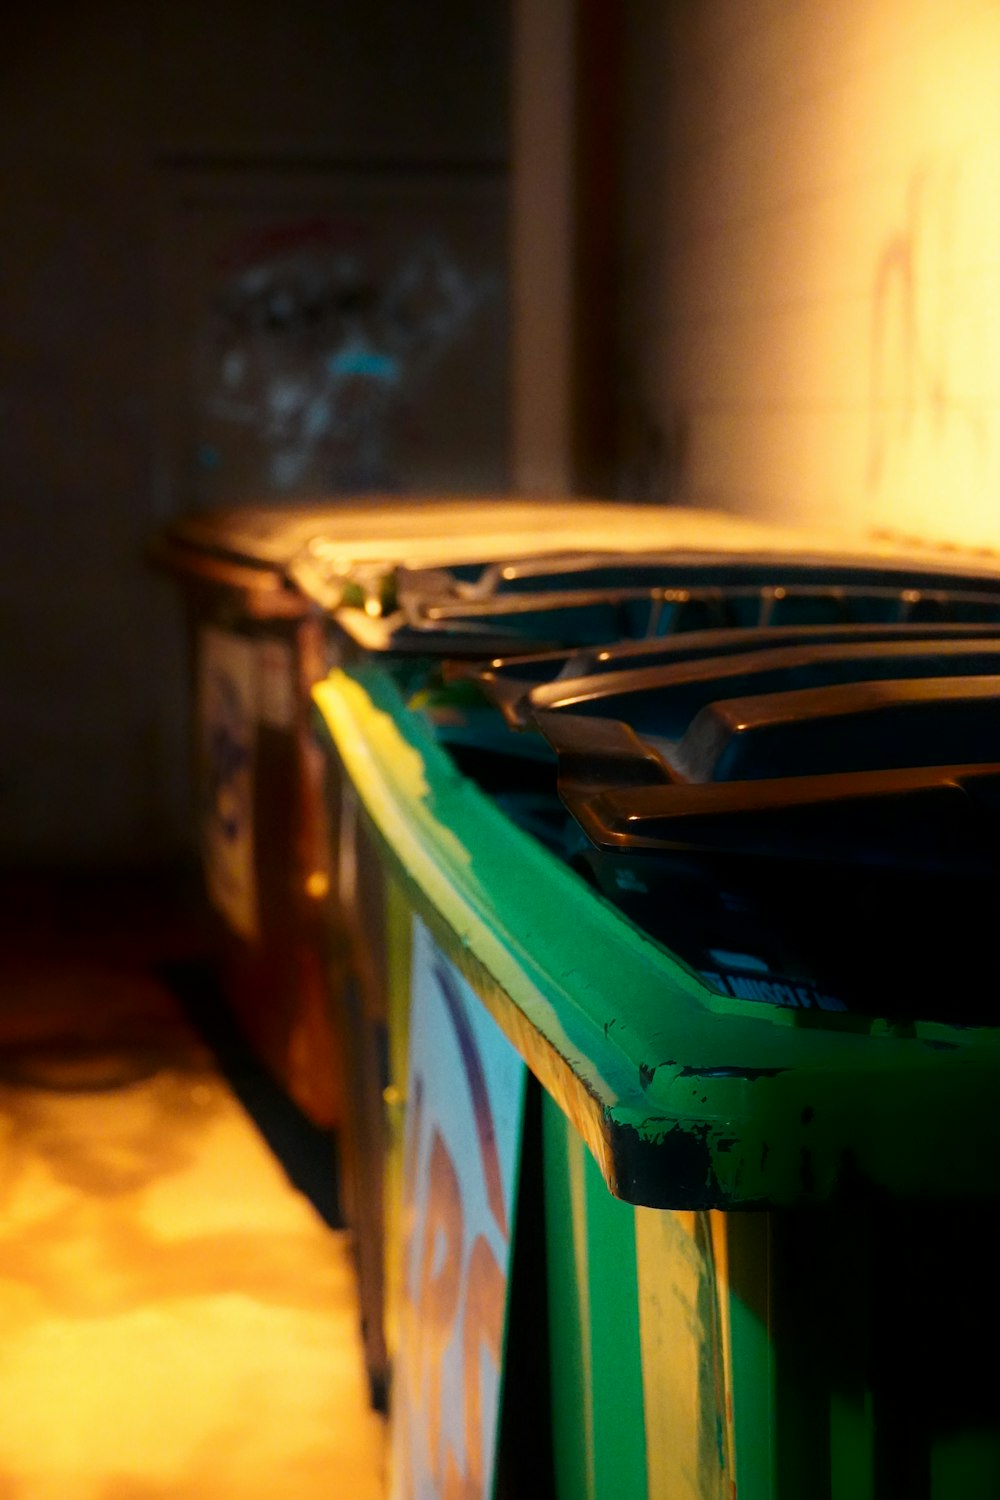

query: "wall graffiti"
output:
867 163 988 505
195 217 501 495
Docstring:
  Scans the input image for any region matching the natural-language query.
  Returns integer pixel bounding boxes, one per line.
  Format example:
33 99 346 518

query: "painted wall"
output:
619 2 1000 552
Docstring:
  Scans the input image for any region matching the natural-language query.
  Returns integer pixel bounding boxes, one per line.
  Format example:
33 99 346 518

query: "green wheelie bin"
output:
311 532 1000 1500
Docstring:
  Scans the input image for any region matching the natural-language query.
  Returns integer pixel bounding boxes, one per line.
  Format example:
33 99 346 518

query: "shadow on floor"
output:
159 958 342 1229
0 863 343 1229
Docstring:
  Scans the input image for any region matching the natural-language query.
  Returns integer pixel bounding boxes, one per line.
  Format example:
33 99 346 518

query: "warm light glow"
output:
0 1058 384 1496
632 4 1000 554
305 870 330 900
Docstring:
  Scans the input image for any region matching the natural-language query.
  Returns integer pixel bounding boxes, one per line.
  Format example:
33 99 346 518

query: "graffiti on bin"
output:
391 919 527 1500
197 627 258 942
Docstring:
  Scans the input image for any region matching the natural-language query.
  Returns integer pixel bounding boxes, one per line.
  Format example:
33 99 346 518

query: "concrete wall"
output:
0 0 508 864
619 2 1000 552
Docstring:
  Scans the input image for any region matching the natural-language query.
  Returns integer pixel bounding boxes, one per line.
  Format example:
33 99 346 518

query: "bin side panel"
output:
543 1092 649 1500
725 1215 777 1500
390 917 527 1500
634 1207 733 1500
382 868 414 1370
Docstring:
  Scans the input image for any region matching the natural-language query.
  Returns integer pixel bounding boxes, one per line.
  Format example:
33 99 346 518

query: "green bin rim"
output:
312 662 1000 1209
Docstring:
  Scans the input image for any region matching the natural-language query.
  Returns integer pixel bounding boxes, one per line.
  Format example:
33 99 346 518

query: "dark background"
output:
0 0 511 867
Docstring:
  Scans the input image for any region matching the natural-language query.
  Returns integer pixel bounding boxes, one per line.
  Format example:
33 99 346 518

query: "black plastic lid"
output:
541 713 1000 875
397 548 1000 602
476 621 1000 727
336 576 1000 656
528 632 1000 874
527 637 1000 745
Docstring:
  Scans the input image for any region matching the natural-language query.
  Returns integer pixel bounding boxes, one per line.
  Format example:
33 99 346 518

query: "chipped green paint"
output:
312 663 1000 1208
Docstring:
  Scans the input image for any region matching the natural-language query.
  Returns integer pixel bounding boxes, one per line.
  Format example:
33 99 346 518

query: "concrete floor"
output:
0 871 386 1500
